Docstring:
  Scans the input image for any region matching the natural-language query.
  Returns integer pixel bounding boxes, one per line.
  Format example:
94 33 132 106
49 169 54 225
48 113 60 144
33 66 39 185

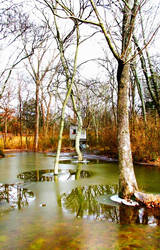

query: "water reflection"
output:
1 153 160 249
119 205 160 226
0 183 34 210
17 168 92 182
68 164 92 180
61 184 160 226
61 184 119 221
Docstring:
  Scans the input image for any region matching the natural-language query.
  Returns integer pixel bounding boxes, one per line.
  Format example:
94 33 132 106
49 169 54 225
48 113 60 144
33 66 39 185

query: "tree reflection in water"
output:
119 205 160 226
0 184 35 210
61 184 119 222
61 184 160 226
17 168 92 182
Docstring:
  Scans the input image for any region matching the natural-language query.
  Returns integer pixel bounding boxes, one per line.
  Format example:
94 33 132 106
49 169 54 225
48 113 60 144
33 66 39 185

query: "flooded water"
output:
0 152 160 249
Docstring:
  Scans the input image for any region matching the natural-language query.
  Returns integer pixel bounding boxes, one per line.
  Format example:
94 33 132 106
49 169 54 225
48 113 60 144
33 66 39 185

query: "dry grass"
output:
131 116 160 162
0 115 159 163
87 116 160 162
1 135 34 150
87 125 118 158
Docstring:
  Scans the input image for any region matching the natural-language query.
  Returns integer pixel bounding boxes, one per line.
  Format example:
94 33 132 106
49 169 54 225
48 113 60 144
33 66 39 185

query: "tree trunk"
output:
54 87 72 174
111 90 117 126
45 93 52 137
117 60 138 199
131 64 147 124
71 92 83 161
41 101 45 136
134 35 160 117
91 112 99 144
3 115 8 148
116 0 139 199
53 12 80 174
34 81 40 151
18 86 23 148
75 113 83 161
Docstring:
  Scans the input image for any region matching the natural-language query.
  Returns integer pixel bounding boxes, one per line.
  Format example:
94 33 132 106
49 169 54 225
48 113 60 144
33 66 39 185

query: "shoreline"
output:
2 148 160 167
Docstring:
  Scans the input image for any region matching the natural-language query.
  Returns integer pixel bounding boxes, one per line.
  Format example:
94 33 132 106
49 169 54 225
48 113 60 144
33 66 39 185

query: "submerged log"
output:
134 191 160 208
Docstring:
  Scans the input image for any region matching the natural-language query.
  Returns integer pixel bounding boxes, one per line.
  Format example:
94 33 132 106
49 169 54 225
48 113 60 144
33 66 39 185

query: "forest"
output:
1 1 160 249
0 0 160 197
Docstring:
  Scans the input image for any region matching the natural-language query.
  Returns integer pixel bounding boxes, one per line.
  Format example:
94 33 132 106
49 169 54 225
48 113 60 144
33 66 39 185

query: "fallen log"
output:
134 191 160 208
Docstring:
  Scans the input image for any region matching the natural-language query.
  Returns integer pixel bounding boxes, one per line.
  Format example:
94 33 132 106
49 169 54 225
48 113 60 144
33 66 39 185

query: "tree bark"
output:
53 9 80 173
18 84 23 148
131 64 147 124
45 93 52 137
71 91 83 161
54 86 72 174
4 114 8 148
41 101 45 136
34 81 40 152
117 60 138 199
75 117 83 161
116 0 139 199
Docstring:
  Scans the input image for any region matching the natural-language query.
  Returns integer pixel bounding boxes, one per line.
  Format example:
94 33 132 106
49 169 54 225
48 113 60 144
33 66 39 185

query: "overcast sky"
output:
0 0 160 111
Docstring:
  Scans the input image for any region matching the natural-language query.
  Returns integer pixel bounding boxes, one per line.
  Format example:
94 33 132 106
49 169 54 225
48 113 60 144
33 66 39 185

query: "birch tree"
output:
70 89 83 161
40 0 94 170
52 5 80 174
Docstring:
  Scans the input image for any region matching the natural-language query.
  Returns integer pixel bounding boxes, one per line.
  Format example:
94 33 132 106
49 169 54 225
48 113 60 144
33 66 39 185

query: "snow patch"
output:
72 160 89 163
110 194 139 206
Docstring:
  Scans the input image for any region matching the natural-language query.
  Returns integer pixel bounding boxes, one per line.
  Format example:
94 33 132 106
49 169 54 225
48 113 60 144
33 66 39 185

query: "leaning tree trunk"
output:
54 88 72 175
117 60 138 199
53 10 80 174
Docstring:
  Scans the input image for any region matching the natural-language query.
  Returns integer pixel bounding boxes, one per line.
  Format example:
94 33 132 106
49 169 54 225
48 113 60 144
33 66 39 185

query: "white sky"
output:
0 0 160 112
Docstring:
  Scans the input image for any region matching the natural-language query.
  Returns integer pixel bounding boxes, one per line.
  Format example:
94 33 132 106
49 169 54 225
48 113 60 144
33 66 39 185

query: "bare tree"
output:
0 1 33 97
40 63 61 137
53 0 141 199
133 36 160 117
22 28 59 151
131 61 147 124
0 86 15 147
53 9 80 174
